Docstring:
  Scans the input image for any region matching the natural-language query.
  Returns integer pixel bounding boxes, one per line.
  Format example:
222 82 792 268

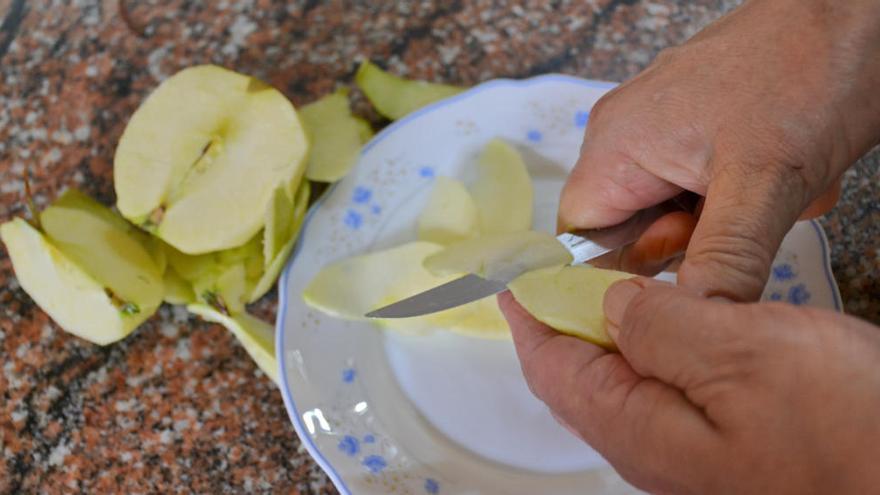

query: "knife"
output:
365 193 698 319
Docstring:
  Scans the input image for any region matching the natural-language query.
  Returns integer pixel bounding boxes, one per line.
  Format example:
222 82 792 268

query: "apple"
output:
417 176 479 245
355 60 463 120
300 90 373 182
39 191 164 313
423 230 573 282
0 217 160 345
508 265 632 349
303 240 507 337
187 304 278 384
470 139 533 234
114 64 309 254
249 181 310 303
162 266 195 305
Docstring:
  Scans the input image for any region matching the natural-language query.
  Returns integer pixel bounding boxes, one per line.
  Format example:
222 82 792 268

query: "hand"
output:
500 282 880 494
561 0 880 300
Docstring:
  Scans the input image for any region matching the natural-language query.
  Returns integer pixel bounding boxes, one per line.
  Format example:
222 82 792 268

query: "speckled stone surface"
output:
1 1 877 493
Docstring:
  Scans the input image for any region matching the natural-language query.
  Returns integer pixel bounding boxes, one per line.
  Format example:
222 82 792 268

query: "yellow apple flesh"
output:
114 65 308 254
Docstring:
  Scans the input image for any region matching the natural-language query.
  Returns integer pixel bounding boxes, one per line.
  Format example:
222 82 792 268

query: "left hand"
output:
499 279 880 494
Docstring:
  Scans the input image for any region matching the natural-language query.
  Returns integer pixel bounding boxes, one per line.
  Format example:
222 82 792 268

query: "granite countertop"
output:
1 0 877 493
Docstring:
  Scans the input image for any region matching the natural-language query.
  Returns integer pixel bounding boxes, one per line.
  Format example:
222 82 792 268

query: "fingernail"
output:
603 279 644 327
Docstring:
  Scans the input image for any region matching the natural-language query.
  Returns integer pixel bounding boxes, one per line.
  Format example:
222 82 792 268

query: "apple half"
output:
114 64 309 254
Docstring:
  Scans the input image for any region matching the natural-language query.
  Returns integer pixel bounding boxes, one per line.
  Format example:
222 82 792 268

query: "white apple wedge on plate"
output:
114 64 309 255
417 176 480 245
470 138 533 234
423 230 573 282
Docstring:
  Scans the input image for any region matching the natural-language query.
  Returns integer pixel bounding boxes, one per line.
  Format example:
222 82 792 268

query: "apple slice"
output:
303 241 452 319
0 218 154 345
163 266 195 305
192 262 248 315
114 64 309 254
303 241 509 338
249 181 310 303
300 90 373 182
263 185 295 269
355 61 464 120
424 230 572 282
382 294 509 340
187 304 278 384
470 139 533 234
39 192 163 319
417 176 479 245
508 265 632 349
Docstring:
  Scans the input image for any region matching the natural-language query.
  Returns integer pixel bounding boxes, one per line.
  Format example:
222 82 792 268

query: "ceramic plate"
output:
277 75 842 495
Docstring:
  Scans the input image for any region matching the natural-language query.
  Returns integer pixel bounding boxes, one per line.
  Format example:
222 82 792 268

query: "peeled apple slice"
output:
417 177 479 245
249 180 311 302
303 242 447 319
303 241 508 338
383 295 509 340
509 265 632 349
0 219 153 345
39 192 163 318
470 139 533 234
355 60 464 120
187 304 278 384
114 64 309 254
300 90 373 182
424 230 572 282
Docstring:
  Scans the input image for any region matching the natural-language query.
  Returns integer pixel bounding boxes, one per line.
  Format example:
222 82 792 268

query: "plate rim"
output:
274 73 843 494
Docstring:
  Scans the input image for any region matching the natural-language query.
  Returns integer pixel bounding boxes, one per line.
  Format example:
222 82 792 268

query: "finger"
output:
558 144 682 232
497 291 606 402
603 277 755 399
678 163 805 301
800 178 841 219
498 292 720 493
590 211 698 276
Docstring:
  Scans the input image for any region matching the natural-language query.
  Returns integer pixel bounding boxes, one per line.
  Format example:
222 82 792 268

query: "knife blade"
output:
366 193 698 319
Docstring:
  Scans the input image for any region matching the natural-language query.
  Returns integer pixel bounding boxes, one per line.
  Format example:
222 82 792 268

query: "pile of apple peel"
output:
303 139 632 348
1 62 466 384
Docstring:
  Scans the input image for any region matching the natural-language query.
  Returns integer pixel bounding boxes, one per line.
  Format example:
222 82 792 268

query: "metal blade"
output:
366 274 508 318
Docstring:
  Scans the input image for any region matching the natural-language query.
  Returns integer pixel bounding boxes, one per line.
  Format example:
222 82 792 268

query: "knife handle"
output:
562 191 701 265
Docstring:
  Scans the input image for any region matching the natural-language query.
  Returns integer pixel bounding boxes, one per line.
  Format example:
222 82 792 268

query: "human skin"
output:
500 0 880 492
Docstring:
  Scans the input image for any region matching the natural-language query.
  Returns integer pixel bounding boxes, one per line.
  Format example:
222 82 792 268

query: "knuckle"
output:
682 230 774 300
652 46 682 66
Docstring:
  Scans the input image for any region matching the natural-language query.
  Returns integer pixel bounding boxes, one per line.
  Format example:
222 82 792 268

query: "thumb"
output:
678 163 805 301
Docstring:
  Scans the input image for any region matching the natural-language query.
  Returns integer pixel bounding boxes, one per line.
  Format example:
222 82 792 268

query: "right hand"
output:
561 0 880 300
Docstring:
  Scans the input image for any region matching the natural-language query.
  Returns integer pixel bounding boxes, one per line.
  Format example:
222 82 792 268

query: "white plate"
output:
277 75 843 495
